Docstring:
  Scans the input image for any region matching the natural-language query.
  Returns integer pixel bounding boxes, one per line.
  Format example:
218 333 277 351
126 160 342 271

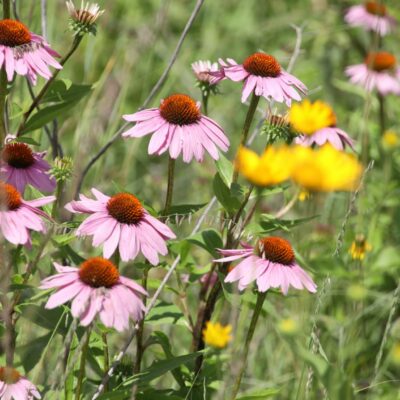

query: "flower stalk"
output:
230 291 267 399
17 35 84 136
0 0 11 144
74 328 92 400
163 156 176 216
233 92 260 183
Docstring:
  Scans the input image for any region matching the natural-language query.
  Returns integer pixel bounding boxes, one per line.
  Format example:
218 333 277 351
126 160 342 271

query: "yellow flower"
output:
291 144 363 192
235 145 293 187
298 189 310 202
278 318 299 336
349 235 372 260
289 100 337 135
382 130 399 148
390 342 400 366
202 321 232 349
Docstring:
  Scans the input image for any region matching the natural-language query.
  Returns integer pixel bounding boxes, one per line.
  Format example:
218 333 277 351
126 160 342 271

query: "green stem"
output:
0 0 10 143
233 92 260 183
102 332 109 392
17 35 83 136
230 292 267 400
134 267 149 375
163 156 175 216
51 180 64 219
74 328 91 400
377 93 385 137
202 91 209 116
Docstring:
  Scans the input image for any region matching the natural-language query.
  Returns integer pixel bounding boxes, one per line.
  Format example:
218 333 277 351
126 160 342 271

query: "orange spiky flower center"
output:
106 193 144 225
2 142 35 169
0 182 22 210
257 237 295 265
0 19 31 47
0 366 21 384
243 53 281 77
79 257 120 288
365 52 396 71
159 94 201 125
364 1 386 16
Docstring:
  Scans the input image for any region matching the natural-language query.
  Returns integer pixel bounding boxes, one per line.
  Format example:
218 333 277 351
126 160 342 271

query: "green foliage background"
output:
2 0 400 399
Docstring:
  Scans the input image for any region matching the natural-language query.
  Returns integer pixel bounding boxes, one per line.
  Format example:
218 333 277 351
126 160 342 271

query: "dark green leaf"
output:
122 351 203 386
187 229 223 257
215 153 234 187
213 173 243 212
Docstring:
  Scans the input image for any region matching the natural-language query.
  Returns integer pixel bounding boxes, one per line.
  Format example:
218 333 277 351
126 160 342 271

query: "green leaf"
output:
215 153 234 187
237 388 281 399
187 229 223 257
16 136 41 146
18 304 70 334
21 102 77 134
19 333 52 372
52 233 77 247
21 81 93 134
122 351 203 386
213 172 243 212
146 301 184 325
147 331 186 387
258 214 319 233
42 80 91 104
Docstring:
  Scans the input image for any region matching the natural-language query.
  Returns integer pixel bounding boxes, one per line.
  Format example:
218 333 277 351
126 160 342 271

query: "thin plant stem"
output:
233 93 260 183
230 292 267 399
17 35 83 136
75 328 92 400
133 267 149 375
102 333 109 393
0 0 10 144
377 93 385 137
202 91 209 116
51 180 64 219
163 156 175 216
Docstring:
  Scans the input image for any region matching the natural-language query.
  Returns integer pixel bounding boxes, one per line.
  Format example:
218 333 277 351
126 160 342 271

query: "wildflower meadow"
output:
0 0 399 399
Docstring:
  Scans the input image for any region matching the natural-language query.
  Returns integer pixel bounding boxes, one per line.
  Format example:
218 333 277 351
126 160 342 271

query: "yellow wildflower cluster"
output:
202 321 232 349
235 144 363 192
349 235 372 260
382 130 399 148
289 100 336 135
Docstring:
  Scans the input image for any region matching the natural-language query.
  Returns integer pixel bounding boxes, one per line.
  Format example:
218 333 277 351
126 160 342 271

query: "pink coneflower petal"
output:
41 258 147 331
345 3 397 36
66 189 176 264
0 182 54 246
122 94 229 163
219 53 307 104
0 19 61 84
216 237 317 295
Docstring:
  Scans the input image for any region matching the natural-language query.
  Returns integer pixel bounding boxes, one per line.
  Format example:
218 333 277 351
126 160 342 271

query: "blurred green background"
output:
5 0 400 399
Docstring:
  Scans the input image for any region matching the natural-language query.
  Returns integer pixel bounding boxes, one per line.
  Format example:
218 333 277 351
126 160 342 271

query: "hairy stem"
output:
75 328 91 400
377 93 385 137
133 267 149 375
230 292 267 399
0 0 10 143
163 156 176 216
233 93 260 183
17 35 83 135
102 333 109 393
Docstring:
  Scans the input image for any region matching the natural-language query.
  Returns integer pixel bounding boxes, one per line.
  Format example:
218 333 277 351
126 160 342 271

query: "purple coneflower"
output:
41 258 147 331
215 237 317 295
0 19 61 84
122 94 229 163
66 188 176 264
1 141 56 193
